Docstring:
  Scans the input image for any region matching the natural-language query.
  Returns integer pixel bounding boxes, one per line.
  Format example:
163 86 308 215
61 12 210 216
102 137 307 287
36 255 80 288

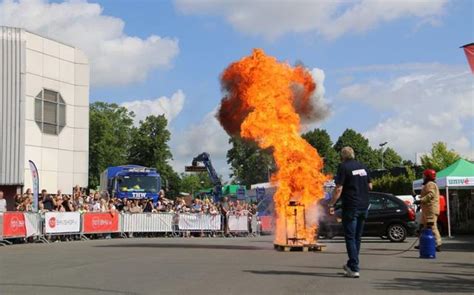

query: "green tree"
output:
302 128 338 175
128 115 180 197
372 167 416 195
334 129 379 169
402 159 414 166
159 165 181 199
376 147 403 170
180 173 214 196
227 136 274 187
421 142 461 171
88 102 134 189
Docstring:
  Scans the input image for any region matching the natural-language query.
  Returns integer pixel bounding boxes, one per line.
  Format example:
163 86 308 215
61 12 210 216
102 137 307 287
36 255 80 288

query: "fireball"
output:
218 49 328 245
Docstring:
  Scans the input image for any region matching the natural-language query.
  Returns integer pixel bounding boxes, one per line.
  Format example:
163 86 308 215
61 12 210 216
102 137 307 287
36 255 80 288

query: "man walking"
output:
328 146 372 278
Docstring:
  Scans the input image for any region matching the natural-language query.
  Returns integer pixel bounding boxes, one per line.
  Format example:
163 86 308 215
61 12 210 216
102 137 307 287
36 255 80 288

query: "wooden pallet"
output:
274 243 326 252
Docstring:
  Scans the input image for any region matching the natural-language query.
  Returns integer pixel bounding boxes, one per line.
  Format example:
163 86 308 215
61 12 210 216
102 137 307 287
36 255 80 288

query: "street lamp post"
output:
379 142 388 170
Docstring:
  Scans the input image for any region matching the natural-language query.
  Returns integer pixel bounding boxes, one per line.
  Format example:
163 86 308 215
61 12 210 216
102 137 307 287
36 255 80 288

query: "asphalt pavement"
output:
0 235 473 295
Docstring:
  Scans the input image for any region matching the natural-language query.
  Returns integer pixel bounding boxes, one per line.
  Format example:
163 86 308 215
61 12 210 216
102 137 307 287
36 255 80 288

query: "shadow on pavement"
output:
0 283 137 295
437 262 474 269
94 243 266 251
373 276 474 293
291 265 472 278
320 250 418 256
439 241 474 252
320 239 399 244
243 270 344 278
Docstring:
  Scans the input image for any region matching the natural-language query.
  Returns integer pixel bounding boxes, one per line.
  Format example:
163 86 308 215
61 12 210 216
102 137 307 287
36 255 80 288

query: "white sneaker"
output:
343 265 360 278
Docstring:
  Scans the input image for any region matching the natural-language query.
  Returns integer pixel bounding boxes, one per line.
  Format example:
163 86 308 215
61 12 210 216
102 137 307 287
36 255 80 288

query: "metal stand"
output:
286 201 306 245
274 201 326 252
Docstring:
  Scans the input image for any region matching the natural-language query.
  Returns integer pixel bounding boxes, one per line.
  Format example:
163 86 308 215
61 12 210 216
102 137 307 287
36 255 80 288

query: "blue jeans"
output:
342 208 368 272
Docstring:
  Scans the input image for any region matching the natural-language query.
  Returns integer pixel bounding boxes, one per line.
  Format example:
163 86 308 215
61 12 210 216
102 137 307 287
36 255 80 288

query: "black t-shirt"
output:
116 203 125 211
334 159 371 210
42 195 54 211
143 202 153 213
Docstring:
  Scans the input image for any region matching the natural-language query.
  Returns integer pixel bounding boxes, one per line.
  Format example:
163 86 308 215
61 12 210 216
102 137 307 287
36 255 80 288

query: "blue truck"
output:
100 165 161 202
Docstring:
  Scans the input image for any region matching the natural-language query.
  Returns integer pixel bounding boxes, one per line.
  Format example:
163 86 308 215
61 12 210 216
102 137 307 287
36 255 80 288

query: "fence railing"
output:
0 211 262 245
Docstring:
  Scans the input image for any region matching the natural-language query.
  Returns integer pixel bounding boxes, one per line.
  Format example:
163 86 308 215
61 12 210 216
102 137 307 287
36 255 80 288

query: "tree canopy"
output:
302 128 338 175
421 142 461 171
334 129 379 169
88 102 134 189
128 115 180 197
88 106 181 197
226 136 274 187
180 172 215 196
88 101 467 199
378 147 403 170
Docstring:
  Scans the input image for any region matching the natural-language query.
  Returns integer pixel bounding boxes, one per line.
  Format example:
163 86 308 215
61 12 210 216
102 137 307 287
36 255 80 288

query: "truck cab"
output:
100 165 161 202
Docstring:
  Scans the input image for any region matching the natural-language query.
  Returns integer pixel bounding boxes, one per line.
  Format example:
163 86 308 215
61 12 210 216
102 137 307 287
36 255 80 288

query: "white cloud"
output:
337 65 474 160
1 0 179 86
169 109 231 179
175 0 448 40
121 90 186 125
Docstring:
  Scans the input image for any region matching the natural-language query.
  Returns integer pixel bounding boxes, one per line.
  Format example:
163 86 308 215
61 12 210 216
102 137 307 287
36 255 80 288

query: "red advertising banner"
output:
260 216 273 233
3 212 27 237
82 212 120 233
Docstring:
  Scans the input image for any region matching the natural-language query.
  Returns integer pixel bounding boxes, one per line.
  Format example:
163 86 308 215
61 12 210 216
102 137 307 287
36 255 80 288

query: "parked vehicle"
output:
318 192 417 242
100 165 161 202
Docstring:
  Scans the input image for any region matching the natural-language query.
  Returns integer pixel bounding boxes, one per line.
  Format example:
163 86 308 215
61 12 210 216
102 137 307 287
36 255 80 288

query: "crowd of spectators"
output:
1 187 258 218
0 188 260 240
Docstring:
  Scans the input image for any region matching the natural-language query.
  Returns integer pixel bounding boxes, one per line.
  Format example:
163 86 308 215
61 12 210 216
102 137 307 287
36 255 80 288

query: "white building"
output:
0 26 89 209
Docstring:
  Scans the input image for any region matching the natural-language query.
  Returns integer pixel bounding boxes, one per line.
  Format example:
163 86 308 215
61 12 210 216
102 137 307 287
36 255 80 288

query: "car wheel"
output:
387 224 407 242
324 231 335 239
318 224 334 239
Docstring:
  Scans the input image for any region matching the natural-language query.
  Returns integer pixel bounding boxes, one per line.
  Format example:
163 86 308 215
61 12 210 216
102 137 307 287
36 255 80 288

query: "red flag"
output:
461 43 474 74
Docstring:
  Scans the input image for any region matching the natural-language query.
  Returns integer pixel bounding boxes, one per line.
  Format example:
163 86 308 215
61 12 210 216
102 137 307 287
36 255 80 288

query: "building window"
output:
35 89 66 135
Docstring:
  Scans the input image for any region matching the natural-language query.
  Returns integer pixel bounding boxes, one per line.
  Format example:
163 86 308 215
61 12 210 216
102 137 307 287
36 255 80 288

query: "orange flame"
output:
218 49 328 245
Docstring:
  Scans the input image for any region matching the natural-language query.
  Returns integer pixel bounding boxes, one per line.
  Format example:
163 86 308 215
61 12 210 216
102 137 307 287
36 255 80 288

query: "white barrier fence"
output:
24 213 43 237
1 212 258 244
45 212 81 234
122 213 173 233
178 214 221 231
228 214 249 232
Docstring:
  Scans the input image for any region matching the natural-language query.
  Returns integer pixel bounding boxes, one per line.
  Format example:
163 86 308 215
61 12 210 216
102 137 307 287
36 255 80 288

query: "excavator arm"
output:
185 152 222 201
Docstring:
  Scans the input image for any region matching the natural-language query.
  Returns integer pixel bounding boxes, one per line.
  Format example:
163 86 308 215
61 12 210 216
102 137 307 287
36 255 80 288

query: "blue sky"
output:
1 0 473 177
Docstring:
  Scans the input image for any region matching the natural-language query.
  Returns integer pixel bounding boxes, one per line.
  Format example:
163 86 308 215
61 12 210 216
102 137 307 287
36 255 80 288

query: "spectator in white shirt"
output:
0 190 7 212
92 200 102 212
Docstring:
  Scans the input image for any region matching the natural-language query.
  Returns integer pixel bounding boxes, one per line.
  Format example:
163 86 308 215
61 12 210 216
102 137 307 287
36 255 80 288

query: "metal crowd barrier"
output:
228 213 249 233
44 212 81 240
1 212 26 245
122 212 174 235
24 212 48 243
0 213 8 245
177 213 222 232
0 211 259 245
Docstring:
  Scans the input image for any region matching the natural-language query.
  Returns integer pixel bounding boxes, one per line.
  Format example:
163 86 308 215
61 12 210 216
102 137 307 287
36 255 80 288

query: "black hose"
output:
382 237 419 255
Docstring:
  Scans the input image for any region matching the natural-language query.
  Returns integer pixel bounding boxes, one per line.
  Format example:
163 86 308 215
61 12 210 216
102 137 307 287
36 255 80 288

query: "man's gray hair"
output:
341 146 355 161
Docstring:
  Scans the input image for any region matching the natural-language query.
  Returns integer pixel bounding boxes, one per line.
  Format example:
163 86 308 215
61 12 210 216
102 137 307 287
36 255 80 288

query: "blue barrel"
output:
419 228 436 259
